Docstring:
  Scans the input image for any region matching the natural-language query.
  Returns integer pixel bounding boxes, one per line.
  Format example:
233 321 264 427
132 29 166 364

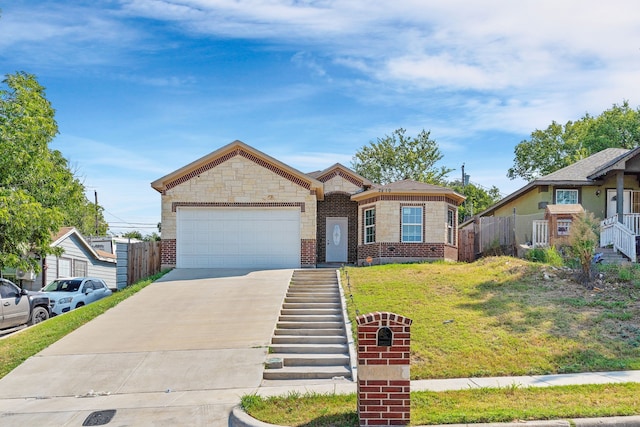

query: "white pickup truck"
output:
0 278 51 332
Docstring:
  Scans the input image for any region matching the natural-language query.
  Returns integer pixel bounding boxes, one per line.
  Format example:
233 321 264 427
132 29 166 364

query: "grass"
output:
342 257 640 378
243 256 640 425
0 269 170 379
242 383 640 426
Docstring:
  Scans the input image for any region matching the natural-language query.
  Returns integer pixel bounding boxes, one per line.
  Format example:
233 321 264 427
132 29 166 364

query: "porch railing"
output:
532 220 549 248
600 216 637 261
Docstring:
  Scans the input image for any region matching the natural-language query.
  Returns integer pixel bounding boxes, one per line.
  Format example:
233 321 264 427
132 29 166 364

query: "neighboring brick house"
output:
151 140 465 269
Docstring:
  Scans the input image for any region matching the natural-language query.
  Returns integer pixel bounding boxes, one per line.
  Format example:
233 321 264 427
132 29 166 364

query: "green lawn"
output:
343 257 640 379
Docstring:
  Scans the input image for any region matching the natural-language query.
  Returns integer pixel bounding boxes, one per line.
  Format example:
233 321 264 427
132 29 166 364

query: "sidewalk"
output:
230 370 640 427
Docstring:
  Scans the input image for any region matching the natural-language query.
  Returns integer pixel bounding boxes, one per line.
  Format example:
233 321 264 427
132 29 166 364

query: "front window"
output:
73 260 87 277
556 189 578 204
364 208 375 244
447 208 456 245
58 258 71 277
402 206 423 242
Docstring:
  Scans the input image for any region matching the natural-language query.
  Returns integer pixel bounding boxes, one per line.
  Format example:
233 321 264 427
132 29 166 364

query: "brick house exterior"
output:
151 140 465 269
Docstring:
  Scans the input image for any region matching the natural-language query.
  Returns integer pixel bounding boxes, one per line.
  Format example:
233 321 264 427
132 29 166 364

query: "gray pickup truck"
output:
0 278 51 331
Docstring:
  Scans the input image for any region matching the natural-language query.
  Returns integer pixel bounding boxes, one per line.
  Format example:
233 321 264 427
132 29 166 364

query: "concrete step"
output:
274 328 345 336
278 314 343 323
269 343 348 354
280 308 342 315
285 296 340 303
287 286 338 292
263 365 351 380
282 302 342 310
271 335 346 345
277 321 344 329
275 353 350 367
286 291 339 297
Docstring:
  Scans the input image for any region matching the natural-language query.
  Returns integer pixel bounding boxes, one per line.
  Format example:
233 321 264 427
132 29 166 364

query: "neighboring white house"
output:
88 236 142 255
25 227 117 291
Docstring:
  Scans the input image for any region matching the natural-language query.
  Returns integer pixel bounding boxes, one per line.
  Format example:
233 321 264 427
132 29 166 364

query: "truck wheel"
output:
29 306 49 325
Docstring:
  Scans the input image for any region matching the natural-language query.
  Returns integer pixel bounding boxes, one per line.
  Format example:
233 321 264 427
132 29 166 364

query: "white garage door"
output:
176 207 301 268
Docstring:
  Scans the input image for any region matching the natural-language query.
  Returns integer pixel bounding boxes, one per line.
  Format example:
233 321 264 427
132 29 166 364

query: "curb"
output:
229 407 640 427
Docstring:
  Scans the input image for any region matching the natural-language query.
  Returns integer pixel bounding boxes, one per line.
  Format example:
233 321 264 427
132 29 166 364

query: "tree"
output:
508 101 640 181
352 128 453 185
0 72 106 273
448 181 502 222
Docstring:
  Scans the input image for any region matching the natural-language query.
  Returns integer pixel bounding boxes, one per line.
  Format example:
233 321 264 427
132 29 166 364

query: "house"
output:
463 147 640 260
26 227 117 291
151 140 465 269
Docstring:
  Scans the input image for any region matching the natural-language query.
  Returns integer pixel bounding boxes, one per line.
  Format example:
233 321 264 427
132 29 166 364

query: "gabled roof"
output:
151 140 325 199
462 147 638 224
52 227 116 263
540 148 629 182
350 179 465 204
307 163 373 188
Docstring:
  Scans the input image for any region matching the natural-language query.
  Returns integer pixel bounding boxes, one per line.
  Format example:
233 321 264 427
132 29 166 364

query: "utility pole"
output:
94 190 99 236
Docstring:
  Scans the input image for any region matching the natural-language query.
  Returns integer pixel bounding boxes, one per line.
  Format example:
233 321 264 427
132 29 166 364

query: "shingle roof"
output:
539 148 629 182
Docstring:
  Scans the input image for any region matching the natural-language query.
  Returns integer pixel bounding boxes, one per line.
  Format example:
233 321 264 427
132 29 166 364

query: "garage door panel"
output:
176 208 301 268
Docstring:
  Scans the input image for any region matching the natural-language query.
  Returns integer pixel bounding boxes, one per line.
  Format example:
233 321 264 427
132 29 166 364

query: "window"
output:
401 206 423 242
556 189 578 204
73 260 88 277
58 258 71 278
364 208 376 244
447 208 456 245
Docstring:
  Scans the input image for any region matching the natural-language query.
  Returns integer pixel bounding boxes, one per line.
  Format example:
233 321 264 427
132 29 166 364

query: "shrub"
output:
567 212 599 283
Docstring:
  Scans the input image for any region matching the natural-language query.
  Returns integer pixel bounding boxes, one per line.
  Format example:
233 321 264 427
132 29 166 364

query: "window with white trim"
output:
364 208 375 244
556 189 578 204
58 258 71 278
401 206 423 242
447 208 456 245
73 259 88 277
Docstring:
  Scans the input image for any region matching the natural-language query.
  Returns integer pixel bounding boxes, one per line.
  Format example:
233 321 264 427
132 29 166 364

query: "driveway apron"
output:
0 268 293 426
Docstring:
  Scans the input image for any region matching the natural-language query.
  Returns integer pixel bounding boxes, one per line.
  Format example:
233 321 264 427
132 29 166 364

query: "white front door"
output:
606 189 631 218
326 217 348 263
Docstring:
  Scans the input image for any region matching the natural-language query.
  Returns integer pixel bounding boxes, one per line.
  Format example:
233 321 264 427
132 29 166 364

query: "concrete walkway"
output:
1 268 640 426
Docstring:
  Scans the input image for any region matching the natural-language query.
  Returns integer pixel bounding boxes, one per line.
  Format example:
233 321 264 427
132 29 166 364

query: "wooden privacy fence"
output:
116 241 161 289
479 216 515 253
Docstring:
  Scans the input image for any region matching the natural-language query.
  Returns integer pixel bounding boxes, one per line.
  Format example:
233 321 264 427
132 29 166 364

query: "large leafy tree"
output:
352 128 453 185
508 101 640 181
448 181 502 222
0 72 107 273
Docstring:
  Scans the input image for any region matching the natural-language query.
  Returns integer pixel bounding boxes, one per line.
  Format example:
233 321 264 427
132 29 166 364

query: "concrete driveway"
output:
0 268 293 426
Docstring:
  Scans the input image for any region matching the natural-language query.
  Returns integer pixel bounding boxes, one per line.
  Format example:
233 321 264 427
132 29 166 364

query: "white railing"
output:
623 213 640 235
532 220 549 248
600 217 637 261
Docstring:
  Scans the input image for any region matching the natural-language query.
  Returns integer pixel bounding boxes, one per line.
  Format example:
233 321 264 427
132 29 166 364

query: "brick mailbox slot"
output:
356 312 412 426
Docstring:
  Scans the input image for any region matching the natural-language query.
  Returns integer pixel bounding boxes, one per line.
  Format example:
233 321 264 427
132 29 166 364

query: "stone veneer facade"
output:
159 151 317 268
356 196 460 265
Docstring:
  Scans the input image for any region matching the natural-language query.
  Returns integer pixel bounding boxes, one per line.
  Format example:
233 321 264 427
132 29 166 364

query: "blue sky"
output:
2 1 640 235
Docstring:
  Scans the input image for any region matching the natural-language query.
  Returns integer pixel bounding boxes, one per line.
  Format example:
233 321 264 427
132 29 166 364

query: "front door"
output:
606 189 631 218
326 217 348 263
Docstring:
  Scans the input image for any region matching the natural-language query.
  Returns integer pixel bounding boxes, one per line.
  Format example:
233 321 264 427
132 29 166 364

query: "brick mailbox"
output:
356 311 412 426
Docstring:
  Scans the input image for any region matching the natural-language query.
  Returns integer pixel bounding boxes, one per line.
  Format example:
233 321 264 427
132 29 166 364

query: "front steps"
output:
597 247 632 264
263 269 352 381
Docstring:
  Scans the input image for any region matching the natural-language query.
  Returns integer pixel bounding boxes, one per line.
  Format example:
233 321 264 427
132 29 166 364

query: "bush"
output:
525 246 564 267
567 212 599 283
